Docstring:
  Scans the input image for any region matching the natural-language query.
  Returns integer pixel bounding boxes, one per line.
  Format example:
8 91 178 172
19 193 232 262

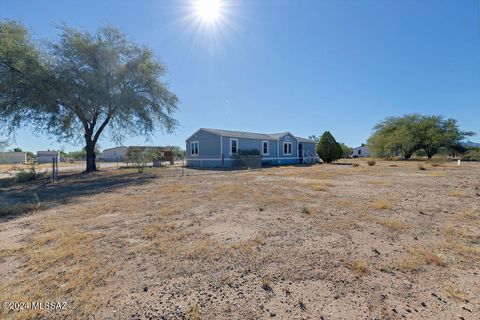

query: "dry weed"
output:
347 259 370 276
370 200 393 210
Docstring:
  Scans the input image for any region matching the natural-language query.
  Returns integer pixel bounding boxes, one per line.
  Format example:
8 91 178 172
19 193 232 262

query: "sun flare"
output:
194 0 223 24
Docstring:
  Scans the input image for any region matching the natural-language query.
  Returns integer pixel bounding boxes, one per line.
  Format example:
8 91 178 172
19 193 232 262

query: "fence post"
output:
51 157 55 183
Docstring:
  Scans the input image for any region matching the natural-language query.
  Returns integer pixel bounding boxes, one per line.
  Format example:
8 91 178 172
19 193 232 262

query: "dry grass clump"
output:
457 210 476 220
368 180 392 186
370 200 393 210
164 183 192 194
187 304 201 320
387 247 446 272
375 218 407 230
352 163 360 168
305 182 329 191
444 285 467 301
347 259 370 276
367 160 376 166
252 189 298 207
418 164 427 171
448 190 465 197
427 157 447 167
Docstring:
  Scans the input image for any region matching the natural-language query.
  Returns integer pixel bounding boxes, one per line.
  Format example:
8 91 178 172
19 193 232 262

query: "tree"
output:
317 131 342 163
0 21 178 172
368 114 422 159
338 143 352 158
368 114 473 159
416 115 473 159
12 147 23 152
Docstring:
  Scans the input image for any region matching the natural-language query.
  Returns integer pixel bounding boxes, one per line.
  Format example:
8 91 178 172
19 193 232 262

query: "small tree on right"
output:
317 131 343 163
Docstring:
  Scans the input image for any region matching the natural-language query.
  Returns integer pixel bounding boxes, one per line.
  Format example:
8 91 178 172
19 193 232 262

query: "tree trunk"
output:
85 140 97 172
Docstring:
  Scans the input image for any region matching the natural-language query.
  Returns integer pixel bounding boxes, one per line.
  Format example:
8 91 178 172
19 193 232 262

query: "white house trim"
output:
190 141 199 156
283 142 293 155
262 140 269 156
229 138 239 155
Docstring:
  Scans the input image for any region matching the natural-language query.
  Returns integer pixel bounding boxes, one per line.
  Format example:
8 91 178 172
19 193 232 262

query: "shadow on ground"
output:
0 171 158 222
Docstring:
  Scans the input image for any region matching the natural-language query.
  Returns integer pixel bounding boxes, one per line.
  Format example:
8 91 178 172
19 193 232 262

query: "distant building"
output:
101 146 128 162
0 152 27 164
37 151 61 164
352 145 371 158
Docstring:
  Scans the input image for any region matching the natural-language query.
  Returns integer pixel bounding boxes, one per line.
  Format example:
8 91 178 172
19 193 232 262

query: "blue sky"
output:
1 0 479 152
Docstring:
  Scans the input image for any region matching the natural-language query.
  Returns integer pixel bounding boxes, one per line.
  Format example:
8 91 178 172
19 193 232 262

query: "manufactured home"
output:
352 145 371 158
186 128 319 168
37 151 60 164
0 152 27 164
101 146 128 162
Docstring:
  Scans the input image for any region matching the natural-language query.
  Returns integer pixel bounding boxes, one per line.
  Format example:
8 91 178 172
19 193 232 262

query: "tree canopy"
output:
0 20 178 171
368 114 473 159
317 131 343 163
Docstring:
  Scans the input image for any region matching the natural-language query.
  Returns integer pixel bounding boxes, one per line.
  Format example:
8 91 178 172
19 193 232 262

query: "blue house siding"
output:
186 129 319 168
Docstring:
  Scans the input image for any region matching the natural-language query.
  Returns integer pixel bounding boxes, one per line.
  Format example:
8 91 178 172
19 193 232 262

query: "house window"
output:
191 141 199 156
358 149 361 155
262 141 269 155
230 139 238 154
283 142 292 155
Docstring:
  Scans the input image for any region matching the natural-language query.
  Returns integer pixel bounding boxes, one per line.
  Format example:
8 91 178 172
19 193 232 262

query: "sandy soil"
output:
0 159 479 319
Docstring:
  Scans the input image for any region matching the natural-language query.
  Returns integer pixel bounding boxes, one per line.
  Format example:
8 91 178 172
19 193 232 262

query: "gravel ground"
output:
0 159 479 319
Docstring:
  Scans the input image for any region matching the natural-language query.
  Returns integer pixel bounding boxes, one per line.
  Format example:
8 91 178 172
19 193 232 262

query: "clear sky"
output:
1 0 479 152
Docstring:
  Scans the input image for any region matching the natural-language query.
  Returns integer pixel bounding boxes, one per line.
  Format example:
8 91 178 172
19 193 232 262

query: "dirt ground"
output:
0 159 479 320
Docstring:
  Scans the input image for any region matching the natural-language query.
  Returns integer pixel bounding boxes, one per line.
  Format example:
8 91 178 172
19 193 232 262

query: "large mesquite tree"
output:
0 21 178 172
368 114 473 159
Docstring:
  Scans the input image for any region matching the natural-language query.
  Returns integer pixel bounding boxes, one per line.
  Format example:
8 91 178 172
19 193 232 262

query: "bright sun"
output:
194 0 223 24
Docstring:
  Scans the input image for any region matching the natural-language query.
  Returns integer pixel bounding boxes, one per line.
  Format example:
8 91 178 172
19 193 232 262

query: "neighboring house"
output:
101 146 128 162
352 145 371 158
37 151 61 164
186 128 319 168
0 152 27 164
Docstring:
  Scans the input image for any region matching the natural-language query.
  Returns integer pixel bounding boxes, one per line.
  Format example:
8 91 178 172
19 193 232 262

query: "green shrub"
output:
14 167 44 183
462 149 480 161
0 194 43 217
367 160 376 166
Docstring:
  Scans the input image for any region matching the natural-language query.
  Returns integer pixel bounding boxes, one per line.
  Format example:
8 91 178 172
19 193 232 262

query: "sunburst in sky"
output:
193 0 224 25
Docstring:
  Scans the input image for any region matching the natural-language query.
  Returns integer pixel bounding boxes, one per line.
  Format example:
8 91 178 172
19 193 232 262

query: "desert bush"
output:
367 160 376 166
0 194 43 218
462 148 480 161
15 167 39 182
418 164 427 170
427 156 446 167
352 163 360 167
